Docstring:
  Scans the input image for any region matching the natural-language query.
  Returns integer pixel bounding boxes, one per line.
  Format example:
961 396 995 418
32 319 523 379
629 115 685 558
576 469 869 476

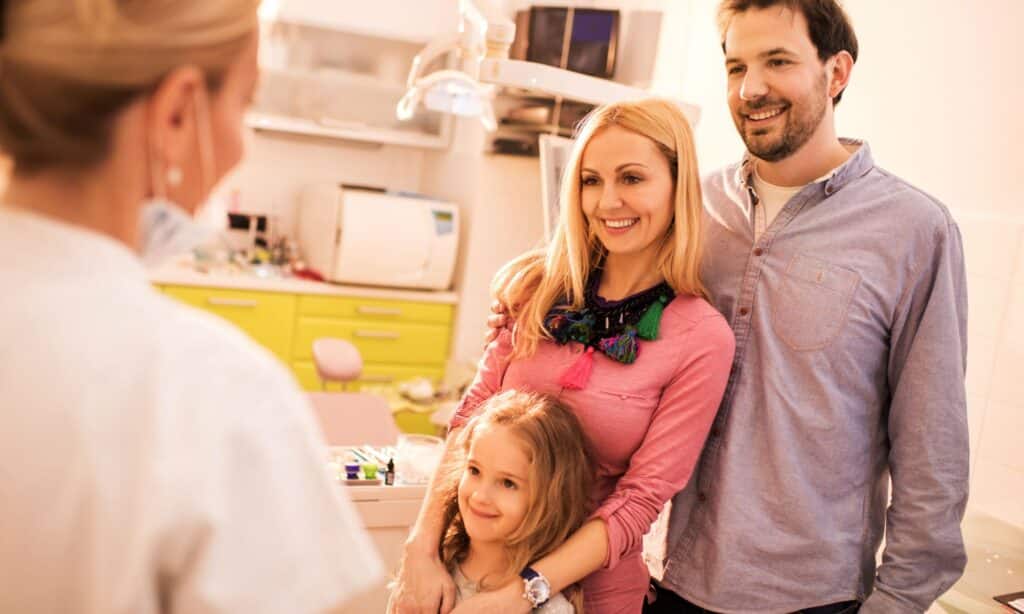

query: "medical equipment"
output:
396 0 700 130
297 184 459 291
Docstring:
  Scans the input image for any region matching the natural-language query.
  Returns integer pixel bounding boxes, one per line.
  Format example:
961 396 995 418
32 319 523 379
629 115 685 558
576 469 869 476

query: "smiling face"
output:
457 424 533 545
579 125 675 262
724 7 834 162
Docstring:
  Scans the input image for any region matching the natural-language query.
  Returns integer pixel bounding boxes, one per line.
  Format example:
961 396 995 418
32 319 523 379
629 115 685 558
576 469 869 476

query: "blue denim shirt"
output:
659 141 969 613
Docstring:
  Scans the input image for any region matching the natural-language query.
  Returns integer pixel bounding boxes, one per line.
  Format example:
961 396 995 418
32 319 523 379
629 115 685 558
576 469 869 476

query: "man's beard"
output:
739 73 829 162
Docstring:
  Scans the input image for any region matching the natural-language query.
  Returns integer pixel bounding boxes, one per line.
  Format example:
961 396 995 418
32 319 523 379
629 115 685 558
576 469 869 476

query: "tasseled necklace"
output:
543 272 674 390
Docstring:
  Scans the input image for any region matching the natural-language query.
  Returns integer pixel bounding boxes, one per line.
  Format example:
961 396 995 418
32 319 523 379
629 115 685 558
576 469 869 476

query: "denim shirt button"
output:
697 492 708 502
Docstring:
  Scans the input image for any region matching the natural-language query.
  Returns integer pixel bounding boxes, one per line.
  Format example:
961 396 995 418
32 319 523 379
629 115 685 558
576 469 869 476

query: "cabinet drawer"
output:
298 295 453 325
291 361 445 391
293 317 450 364
163 285 296 361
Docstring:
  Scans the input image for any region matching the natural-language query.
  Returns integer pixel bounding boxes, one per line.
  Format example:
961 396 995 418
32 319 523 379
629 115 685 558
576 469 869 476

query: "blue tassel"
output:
598 329 639 364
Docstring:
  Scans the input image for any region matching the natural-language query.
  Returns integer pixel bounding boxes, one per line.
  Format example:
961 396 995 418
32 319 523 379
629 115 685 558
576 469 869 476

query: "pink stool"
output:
312 338 363 391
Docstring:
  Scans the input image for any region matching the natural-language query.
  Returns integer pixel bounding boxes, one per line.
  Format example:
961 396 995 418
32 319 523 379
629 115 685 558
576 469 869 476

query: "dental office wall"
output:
660 0 1024 528
210 132 427 236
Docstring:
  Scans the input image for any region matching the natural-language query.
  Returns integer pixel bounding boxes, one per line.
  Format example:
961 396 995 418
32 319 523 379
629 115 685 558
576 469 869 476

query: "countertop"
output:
148 262 459 304
930 511 1023 613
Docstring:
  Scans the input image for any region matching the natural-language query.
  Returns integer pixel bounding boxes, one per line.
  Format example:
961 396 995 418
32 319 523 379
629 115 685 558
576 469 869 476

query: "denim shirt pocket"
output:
771 253 861 351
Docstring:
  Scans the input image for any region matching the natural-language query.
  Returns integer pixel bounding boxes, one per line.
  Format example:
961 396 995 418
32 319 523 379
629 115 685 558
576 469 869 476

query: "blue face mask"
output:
137 197 215 267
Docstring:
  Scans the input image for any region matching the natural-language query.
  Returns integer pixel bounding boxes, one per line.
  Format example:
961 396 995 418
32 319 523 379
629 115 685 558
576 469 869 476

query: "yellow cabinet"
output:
161 284 455 408
293 317 450 365
291 361 445 391
162 286 296 362
299 295 453 325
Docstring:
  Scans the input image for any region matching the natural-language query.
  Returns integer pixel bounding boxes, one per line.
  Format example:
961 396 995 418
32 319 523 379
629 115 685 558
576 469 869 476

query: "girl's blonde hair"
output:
439 390 594 612
494 98 706 358
0 0 259 173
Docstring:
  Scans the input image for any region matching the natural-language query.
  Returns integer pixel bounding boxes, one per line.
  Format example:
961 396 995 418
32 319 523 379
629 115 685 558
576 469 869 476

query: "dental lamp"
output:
396 0 700 130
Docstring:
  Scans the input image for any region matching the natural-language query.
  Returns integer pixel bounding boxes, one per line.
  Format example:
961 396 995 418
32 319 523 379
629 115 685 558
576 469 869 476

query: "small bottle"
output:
385 458 396 486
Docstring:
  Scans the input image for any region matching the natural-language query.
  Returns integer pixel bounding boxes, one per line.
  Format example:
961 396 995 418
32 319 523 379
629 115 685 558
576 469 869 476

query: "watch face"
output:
526 577 551 604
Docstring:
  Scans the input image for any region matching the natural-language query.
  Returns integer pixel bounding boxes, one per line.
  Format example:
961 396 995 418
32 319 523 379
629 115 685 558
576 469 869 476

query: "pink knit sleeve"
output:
590 313 735 569
449 328 515 429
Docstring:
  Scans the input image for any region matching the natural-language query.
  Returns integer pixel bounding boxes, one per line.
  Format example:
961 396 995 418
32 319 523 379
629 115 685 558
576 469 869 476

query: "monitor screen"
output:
527 8 618 79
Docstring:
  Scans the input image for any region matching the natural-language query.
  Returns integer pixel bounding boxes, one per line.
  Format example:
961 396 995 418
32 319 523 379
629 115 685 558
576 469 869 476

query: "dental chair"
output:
308 338 399 446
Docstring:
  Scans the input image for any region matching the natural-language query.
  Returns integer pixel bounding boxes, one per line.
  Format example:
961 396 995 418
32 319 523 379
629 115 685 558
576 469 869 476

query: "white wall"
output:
420 118 546 366
660 0 1024 528
211 129 426 236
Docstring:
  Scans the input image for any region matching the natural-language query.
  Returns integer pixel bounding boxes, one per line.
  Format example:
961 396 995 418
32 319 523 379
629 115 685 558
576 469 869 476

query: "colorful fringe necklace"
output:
543 274 674 390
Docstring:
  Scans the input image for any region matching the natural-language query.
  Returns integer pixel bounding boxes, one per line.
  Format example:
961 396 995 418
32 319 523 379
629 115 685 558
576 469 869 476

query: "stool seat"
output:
312 338 363 386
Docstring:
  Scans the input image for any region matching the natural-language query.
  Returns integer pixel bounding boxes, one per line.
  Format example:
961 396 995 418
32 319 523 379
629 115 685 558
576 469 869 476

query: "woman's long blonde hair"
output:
494 98 706 358
438 390 594 612
0 0 259 173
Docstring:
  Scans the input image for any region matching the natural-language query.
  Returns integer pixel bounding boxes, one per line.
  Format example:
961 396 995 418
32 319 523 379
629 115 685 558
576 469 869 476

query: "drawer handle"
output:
361 375 394 383
354 330 401 340
207 297 258 308
356 306 403 316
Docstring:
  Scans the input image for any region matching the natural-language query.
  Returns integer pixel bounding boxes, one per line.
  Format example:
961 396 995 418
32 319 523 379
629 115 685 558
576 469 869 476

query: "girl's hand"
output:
389 547 458 614
450 580 532 614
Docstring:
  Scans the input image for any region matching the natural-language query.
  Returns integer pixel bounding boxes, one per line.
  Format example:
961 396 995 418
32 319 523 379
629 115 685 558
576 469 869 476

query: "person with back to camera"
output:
389 98 736 614
0 1 381 612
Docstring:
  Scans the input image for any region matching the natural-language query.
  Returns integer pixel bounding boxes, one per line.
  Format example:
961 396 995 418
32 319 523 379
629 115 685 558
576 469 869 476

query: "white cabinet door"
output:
277 0 460 43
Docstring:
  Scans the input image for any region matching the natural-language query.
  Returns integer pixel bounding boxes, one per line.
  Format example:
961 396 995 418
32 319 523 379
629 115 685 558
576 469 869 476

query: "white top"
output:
452 568 574 614
750 164 836 239
0 208 382 614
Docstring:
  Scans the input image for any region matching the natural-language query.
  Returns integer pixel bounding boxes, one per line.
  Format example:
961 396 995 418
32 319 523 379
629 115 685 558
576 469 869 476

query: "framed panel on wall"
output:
539 134 575 242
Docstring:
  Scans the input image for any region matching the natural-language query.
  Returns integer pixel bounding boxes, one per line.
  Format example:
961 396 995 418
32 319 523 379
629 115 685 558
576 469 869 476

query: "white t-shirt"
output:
750 164 835 239
0 208 381 613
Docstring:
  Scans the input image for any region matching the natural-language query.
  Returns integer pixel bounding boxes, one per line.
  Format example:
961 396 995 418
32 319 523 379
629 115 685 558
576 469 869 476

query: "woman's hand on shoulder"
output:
484 300 511 346
389 545 457 614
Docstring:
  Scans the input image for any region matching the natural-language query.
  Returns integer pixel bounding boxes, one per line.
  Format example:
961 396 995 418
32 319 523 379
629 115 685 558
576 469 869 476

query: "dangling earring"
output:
166 166 183 188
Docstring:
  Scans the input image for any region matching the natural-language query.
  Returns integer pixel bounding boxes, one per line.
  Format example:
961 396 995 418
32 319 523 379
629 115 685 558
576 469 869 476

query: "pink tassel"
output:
559 347 595 390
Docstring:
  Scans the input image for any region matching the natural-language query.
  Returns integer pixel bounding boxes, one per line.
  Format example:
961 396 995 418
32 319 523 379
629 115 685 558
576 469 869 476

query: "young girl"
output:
436 390 594 613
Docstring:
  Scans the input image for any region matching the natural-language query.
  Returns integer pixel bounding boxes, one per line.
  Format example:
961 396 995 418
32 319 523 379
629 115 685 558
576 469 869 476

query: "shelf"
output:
260 65 408 97
245 112 450 150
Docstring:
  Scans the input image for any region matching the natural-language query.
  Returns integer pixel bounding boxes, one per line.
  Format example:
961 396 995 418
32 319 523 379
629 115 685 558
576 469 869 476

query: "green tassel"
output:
637 295 668 340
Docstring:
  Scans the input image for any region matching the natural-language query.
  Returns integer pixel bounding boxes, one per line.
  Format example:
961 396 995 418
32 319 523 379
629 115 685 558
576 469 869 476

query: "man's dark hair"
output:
717 0 859 105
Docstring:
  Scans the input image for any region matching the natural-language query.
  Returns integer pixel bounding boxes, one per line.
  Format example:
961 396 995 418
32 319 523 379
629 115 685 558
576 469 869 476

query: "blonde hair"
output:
438 391 594 612
495 98 707 358
0 0 259 173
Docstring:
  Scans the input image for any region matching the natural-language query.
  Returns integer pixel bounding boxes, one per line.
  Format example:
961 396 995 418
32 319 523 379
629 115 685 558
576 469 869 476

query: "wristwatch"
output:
519 566 551 608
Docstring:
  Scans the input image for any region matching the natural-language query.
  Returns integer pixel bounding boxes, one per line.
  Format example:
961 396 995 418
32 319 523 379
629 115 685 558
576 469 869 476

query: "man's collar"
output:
733 138 873 193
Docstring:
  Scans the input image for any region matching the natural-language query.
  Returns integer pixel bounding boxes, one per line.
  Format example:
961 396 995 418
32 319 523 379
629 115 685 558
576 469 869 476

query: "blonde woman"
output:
0 2 380 612
392 99 735 614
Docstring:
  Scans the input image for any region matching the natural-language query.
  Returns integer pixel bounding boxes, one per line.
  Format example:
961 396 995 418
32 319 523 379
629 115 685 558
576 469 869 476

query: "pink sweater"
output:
451 294 735 613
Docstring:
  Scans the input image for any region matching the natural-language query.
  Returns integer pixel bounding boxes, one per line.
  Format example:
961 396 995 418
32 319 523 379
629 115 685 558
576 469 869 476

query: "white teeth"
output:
604 218 638 229
748 107 784 121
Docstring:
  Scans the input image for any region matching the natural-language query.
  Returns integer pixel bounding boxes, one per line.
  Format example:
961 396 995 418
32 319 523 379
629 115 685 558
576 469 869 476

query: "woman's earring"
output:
166 166 183 187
